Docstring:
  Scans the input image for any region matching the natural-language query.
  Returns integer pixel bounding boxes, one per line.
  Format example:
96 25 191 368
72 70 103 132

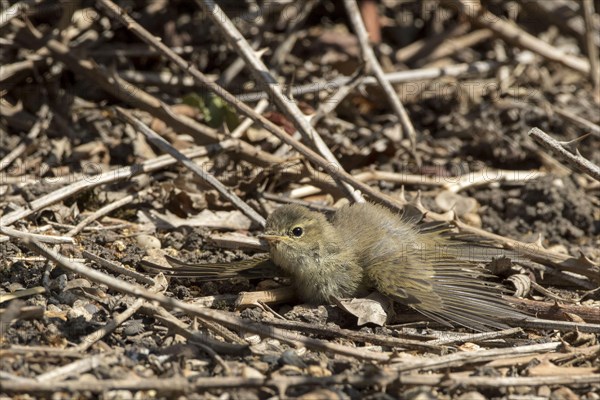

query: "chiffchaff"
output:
149 202 526 331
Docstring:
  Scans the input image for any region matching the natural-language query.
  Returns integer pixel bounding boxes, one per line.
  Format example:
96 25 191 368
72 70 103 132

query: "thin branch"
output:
0 287 46 303
274 68 365 158
511 317 600 333
67 188 150 236
452 218 600 283
196 0 364 203
25 240 391 362
529 127 600 182
0 104 50 172
237 60 500 102
269 0 318 67
13 19 281 166
426 327 523 346
96 0 406 213
3 371 598 393
0 345 84 357
260 318 447 353
509 297 600 326
217 37 261 87
0 305 44 320
553 106 600 138
115 107 266 227
139 303 248 356
441 0 590 74
229 98 269 139
82 250 155 286
396 26 490 64
0 144 230 227
0 226 75 244
391 342 562 372
496 97 600 138
582 0 600 101
34 354 119 383
343 0 417 151
76 278 166 352
352 168 545 193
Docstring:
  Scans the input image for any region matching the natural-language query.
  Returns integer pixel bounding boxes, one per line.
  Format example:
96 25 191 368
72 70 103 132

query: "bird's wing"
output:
334 202 526 330
366 234 527 331
418 221 525 264
140 254 281 280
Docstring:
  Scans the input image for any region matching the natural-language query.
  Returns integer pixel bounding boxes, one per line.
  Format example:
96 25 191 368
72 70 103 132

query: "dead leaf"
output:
64 278 92 291
527 359 597 376
435 190 478 216
264 111 295 134
45 309 68 321
334 292 390 326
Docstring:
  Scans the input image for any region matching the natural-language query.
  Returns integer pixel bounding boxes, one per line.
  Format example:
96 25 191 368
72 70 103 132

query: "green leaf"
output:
183 92 239 130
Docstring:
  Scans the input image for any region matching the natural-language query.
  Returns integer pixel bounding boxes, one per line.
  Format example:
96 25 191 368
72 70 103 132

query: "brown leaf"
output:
435 190 478 216
264 111 296 134
334 292 390 326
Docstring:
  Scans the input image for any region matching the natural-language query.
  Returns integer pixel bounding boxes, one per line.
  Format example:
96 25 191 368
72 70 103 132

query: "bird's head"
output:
261 205 336 271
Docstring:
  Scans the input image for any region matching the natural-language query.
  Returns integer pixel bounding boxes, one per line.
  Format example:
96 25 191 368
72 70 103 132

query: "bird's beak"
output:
258 234 286 243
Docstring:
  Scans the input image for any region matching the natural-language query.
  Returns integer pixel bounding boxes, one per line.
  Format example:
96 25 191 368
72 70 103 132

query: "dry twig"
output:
96 0 406 213
582 0 600 101
237 60 500 102
0 145 229 227
116 107 266 227
528 127 600 182
2 371 598 394
343 0 417 151
25 239 392 362
441 0 590 74
195 0 364 203
12 19 280 166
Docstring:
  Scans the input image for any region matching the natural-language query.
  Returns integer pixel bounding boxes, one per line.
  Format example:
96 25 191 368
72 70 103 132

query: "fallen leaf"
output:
334 292 390 326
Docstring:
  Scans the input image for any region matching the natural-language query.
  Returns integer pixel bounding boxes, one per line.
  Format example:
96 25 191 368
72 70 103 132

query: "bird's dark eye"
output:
291 227 303 237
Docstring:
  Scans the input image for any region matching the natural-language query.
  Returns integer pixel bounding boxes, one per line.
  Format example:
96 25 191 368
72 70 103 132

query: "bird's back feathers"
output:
333 203 526 331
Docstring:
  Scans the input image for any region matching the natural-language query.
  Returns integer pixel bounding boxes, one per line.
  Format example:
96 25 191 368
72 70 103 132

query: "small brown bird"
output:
148 202 526 331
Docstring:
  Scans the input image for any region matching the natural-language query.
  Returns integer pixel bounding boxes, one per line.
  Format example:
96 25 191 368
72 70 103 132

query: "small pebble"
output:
457 391 486 400
242 366 265 380
136 234 161 250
